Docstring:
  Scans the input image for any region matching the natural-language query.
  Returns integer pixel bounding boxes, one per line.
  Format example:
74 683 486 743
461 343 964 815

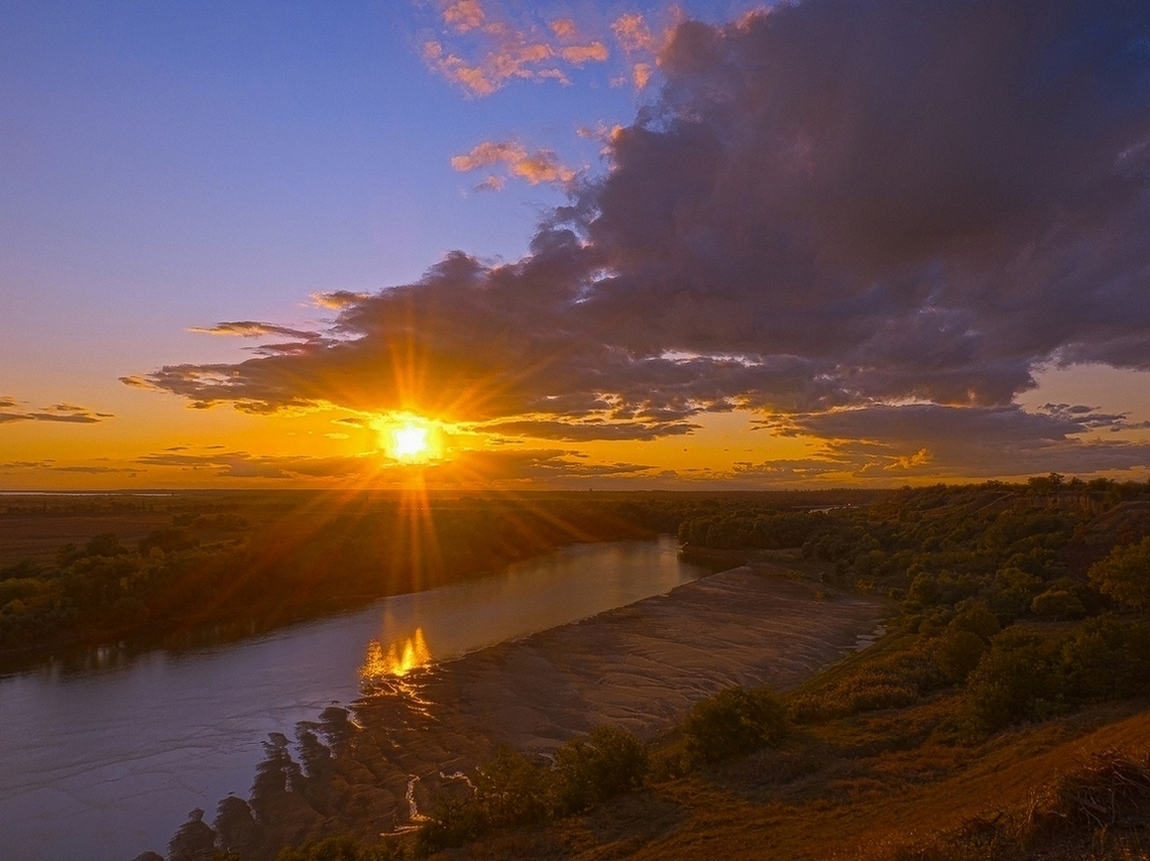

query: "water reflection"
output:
0 537 703 861
361 627 432 680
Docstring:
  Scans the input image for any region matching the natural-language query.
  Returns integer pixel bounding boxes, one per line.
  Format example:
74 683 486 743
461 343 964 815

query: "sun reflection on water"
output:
360 627 432 680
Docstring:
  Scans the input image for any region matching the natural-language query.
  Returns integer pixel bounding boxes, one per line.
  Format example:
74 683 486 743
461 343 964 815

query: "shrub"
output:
789 647 945 722
964 630 1065 733
1030 588 1086 620
933 628 986 684
949 603 1000 640
417 725 651 851
683 687 786 763
1089 537 1150 612
553 725 649 813
415 794 486 855
472 747 550 827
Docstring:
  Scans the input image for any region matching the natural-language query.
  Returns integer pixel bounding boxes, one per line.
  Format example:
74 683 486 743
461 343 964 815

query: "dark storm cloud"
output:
130 0 1150 474
759 405 1150 479
479 417 698 441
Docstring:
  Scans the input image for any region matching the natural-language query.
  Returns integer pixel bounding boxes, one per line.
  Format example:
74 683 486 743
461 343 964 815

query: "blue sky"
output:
3 0 1150 489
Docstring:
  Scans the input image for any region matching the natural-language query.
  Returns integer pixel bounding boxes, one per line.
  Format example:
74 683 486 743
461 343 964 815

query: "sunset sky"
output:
4 0 1150 490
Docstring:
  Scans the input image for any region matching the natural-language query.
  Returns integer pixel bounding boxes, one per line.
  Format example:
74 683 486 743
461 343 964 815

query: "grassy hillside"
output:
403 479 1150 861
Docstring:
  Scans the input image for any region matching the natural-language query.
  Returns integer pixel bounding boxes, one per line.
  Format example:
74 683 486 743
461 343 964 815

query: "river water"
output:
0 537 704 861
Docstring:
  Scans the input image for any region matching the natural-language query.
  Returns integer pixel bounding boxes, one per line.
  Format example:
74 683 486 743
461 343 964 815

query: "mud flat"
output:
163 569 888 860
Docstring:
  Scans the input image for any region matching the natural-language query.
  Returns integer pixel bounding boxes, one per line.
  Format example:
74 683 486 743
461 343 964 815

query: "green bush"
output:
472 747 550 827
789 647 944 722
683 687 787 763
1089 537 1150 611
417 725 650 851
416 792 487 855
964 629 1065 733
553 725 648 813
933 628 986 684
1030 588 1086 620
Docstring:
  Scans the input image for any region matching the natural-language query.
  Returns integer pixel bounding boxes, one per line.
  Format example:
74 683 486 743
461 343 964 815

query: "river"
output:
0 537 704 861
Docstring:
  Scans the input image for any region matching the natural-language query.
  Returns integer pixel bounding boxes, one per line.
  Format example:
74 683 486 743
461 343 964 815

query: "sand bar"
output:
178 567 888 860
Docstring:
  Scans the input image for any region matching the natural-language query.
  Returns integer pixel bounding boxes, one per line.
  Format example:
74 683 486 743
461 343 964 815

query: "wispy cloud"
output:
442 0 485 33
419 0 673 96
188 321 322 340
130 446 650 484
609 10 680 88
0 459 137 475
0 398 112 425
451 140 576 189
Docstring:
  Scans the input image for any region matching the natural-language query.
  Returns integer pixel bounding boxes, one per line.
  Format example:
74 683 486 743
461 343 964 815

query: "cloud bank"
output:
131 0 1150 479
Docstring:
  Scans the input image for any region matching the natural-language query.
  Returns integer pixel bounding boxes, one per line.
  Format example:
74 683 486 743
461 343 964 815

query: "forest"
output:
0 488 870 666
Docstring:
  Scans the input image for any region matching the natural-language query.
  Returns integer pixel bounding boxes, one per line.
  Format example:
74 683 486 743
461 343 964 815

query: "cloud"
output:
135 1 1150 479
310 290 369 310
609 10 681 88
478 417 698 441
420 1 631 96
759 404 1150 479
135 449 372 479
427 447 653 483
0 398 112 424
187 321 333 357
558 42 610 65
188 321 322 340
451 140 576 188
52 465 138 475
442 0 485 33
422 21 566 97
0 459 136 475
130 445 648 485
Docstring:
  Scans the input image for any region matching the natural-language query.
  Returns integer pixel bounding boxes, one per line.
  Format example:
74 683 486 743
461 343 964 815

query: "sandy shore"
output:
166 568 888 860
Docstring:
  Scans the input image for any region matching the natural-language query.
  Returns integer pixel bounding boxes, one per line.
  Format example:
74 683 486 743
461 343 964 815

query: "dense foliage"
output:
416 724 651 853
724 476 1150 735
0 493 728 663
681 685 788 763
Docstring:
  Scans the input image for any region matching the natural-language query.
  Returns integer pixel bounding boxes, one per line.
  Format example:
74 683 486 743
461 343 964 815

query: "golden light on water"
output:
361 627 432 679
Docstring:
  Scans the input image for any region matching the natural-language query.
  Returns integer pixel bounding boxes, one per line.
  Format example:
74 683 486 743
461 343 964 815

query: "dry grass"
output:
475 696 1150 861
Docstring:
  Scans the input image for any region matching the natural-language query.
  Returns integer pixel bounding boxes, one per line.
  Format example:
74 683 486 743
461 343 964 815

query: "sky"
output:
3 0 1150 491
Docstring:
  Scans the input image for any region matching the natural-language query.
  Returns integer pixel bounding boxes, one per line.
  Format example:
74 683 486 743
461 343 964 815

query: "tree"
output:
1089 537 1150 612
683 687 787 763
934 628 985 683
552 725 648 813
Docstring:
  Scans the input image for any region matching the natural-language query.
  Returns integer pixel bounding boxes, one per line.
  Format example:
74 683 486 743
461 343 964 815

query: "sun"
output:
389 421 431 461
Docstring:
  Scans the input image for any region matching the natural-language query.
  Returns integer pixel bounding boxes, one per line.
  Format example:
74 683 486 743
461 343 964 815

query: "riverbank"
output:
164 567 889 860
3 538 701 861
